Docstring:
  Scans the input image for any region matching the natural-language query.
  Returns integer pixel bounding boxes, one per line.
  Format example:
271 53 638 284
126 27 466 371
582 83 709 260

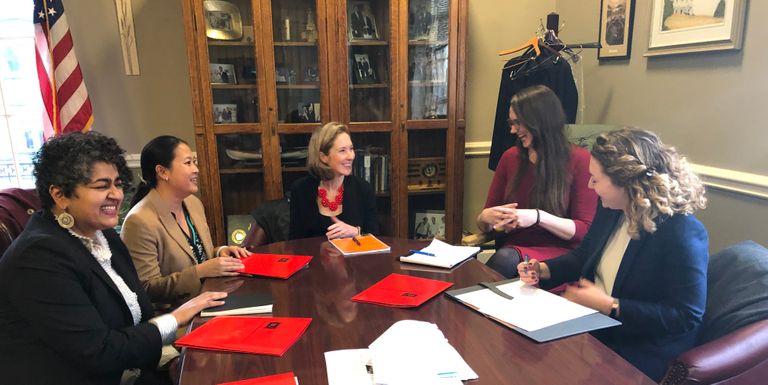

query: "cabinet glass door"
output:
271 0 322 124
204 0 260 124
407 0 449 120
347 0 391 122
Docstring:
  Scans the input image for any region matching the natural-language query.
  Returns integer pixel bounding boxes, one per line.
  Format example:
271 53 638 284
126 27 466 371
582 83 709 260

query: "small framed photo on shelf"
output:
348 1 379 40
203 0 243 40
413 210 445 240
352 54 377 84
209 63 237 84
408 2 437 41
296 102 320 123
303 65 319 83
213 104 238 123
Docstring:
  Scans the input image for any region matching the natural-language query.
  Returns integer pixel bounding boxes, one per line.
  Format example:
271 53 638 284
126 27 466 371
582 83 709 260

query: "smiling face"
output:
55 162 124 237
320 132 355 178
160 143 199 198
588 156 629 210
509 109 533 149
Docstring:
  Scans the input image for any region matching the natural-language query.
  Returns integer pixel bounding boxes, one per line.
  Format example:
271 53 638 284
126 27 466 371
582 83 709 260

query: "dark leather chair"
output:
661 241 768 385
239 197 290 251
0 188 41 257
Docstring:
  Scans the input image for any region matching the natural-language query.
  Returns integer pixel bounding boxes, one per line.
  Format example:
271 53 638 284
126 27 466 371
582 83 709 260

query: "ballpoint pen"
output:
523 254 529 274
352 236 361 246
409 249 435 257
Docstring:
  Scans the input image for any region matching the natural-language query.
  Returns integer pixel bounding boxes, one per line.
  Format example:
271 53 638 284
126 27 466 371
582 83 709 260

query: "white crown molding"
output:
463 140 768 201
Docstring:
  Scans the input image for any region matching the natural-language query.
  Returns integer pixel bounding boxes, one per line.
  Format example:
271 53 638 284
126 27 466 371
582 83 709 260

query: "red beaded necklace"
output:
318 184 344 211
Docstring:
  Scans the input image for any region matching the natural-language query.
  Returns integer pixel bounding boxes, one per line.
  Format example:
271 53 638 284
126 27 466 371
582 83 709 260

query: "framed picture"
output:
296 102 320 123
348 1 379 40
413 210 445 240
203 0 243 40
209 63 237 84
352 53 377 84
213 104 238 123
598 0 635 60
303 65 319 83
646 0 747 56
408 1 437 41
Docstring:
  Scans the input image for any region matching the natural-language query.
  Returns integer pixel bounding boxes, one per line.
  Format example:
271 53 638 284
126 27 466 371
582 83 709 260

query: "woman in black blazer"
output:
518 128 709 381
289 122 379 239
0 132 226 385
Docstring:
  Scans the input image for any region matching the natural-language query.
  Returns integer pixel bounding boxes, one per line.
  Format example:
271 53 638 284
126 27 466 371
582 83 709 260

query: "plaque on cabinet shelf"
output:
348 1 379 40
407 157 446 191
204 1 243 41
227 215 252 246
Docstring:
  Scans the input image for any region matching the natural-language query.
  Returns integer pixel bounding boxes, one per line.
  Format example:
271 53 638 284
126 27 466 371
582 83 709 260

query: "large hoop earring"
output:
56 211 75 229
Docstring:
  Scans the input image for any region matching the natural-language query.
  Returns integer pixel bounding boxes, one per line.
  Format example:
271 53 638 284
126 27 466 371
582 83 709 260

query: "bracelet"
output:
534 209 540 226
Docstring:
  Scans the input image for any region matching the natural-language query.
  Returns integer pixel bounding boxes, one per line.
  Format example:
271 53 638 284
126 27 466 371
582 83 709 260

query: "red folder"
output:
352 273 453 308
175 316 312 356
238 253 313 279
218 372 297 385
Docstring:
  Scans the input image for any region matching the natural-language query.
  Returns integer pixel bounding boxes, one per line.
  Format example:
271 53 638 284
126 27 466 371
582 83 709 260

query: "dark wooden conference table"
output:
178 237 655 385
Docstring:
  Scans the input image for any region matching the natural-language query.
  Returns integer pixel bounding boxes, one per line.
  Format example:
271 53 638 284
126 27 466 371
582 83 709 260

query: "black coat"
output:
488 54 578 170
0 212 161 385
289 175 380 239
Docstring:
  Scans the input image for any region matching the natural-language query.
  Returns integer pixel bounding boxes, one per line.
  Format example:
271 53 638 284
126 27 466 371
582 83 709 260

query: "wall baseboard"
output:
463 141 768 201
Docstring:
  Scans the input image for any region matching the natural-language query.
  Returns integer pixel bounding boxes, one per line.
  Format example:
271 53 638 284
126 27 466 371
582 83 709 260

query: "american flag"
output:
33 0 94 139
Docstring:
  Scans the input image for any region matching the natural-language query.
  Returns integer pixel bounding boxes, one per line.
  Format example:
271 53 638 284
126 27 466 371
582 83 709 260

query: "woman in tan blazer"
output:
121 136 247 310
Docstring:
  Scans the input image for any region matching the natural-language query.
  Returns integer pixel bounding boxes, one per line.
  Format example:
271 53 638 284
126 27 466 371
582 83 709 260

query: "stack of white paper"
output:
455 280 597 332
325 320 477 385
399 239 480 269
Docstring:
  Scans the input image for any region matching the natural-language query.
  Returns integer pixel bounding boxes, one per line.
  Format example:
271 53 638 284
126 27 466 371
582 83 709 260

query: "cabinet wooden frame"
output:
181 0 467 244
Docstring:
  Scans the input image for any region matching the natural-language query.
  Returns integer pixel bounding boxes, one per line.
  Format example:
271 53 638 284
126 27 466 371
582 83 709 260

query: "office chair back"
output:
0 188 41 257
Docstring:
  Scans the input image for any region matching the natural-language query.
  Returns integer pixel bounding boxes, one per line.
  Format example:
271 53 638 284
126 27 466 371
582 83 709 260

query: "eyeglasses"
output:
507 118 521 127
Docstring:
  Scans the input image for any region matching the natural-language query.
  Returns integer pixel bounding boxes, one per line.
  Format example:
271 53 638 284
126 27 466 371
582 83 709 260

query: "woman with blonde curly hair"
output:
517 128 708 381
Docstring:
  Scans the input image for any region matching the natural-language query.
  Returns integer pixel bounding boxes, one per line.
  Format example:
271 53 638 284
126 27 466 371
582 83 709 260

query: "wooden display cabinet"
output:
181 0 467 245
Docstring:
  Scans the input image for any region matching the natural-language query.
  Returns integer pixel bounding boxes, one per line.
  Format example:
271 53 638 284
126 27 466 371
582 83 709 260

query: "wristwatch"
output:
609 298 620 318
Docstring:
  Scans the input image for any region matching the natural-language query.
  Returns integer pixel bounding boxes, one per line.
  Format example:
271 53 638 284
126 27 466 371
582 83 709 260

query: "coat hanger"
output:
499 36 541 57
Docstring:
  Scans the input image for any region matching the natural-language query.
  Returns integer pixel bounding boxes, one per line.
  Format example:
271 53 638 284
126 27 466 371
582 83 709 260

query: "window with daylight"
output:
0 2 44 189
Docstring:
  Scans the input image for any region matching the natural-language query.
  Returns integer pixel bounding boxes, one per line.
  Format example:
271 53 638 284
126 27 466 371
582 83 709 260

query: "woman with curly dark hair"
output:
518 128 708 381
0 132 226 385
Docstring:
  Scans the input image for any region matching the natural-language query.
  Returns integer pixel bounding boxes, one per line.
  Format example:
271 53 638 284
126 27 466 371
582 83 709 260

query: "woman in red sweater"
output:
477 85 598 277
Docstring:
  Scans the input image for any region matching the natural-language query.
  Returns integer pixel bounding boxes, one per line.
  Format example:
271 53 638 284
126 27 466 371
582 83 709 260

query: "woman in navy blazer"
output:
518 128 708 381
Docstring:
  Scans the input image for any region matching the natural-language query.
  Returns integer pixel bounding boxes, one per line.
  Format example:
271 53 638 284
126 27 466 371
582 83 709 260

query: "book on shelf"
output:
329 234 390 256
200 291 273 317
352 148 389 194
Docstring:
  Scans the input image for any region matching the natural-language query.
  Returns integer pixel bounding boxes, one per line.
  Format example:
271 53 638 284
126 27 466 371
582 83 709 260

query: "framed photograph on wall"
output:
646 0 747 56
598 0 635 60
213 104 238 123
348 1 379 40
209 63 237 84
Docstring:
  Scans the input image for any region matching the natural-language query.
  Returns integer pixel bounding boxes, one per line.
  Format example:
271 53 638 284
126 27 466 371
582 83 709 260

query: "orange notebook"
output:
176 316 312 356
238 253 313 279
352 273 453 308
218 372 297 385
329 234 390 256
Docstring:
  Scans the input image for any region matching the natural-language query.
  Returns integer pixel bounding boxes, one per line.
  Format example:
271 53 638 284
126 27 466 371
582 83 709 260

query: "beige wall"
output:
463 0 768 252
65 0 194 153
